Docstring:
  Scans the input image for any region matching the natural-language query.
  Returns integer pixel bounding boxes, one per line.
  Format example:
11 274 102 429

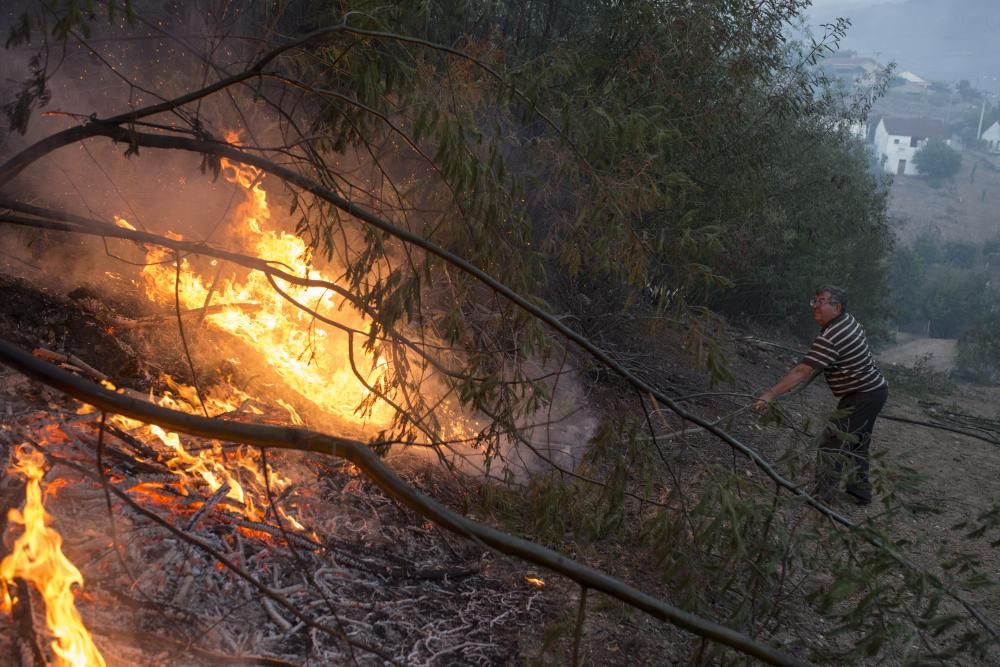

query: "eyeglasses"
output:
809 297 836 307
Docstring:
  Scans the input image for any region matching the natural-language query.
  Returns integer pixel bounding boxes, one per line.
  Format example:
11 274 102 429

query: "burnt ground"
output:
0 260 998 666
0 269 545 665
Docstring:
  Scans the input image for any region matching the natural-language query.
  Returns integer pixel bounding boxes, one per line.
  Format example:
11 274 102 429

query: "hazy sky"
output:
806 0 1000 87
810 0 904 5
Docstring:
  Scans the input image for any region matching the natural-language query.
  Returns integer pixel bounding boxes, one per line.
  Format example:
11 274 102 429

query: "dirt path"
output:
876 333 957 371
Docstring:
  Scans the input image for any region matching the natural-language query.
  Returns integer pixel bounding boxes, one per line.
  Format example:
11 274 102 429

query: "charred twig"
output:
185 482 232 531
32 348 109 383
173 250 209 418
401 565 480 582
64 422 168 477
97 422 166 463
92 410 180 632
99 581 204 623
197 263 227 328
262 597 293 632
231 517 323 550
9 578 47 667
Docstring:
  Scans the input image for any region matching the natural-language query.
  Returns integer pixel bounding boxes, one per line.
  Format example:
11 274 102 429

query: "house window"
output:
893 138 900 144
910 137 919 147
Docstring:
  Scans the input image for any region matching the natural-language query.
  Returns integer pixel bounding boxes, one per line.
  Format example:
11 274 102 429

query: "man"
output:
753 286 888 505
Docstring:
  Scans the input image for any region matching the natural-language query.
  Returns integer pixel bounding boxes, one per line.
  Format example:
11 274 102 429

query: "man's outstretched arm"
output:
753 363 816 411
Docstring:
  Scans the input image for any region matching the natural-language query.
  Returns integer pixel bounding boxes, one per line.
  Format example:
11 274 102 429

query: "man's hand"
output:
752 395 773 413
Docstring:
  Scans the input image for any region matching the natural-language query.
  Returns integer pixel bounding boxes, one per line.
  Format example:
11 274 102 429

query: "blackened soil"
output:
0 272 145 388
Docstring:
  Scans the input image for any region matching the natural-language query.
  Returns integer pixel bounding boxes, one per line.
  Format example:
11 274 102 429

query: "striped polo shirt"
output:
801 312 887 397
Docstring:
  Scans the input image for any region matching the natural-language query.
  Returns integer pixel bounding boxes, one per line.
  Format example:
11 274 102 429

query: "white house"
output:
897 71 931 89
873 117 950 175
981 121 1000 153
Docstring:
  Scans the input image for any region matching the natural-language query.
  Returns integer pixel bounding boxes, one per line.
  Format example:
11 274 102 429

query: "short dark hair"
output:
816 285 848 312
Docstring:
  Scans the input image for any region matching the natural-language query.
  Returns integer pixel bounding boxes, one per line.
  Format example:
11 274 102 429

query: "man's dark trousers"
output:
816 385 889 503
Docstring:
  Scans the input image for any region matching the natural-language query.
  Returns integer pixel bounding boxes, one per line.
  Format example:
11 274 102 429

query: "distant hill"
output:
808 0 1000 89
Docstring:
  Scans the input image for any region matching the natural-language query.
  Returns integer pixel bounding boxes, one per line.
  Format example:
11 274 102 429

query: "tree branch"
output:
0 336 806 667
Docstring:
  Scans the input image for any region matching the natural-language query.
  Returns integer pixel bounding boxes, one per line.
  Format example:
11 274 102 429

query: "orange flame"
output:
131 132 396 430
0 445 106 667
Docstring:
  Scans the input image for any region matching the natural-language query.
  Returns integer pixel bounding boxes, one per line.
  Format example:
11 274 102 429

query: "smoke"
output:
0 2 600 481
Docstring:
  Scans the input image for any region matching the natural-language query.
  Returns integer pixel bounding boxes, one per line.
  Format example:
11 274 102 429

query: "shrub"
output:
882 353 956 398
956 317 1000 383
913 139 962 180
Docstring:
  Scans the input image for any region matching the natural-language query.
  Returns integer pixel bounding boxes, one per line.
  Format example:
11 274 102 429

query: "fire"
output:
0 445 106 667
77 385 296 526
132 132 397 431
113 215 135 231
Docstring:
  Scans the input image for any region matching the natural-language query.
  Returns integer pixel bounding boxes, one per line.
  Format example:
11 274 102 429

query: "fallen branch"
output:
880 414 1000 448
0 336 808 667
0 132 865 527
